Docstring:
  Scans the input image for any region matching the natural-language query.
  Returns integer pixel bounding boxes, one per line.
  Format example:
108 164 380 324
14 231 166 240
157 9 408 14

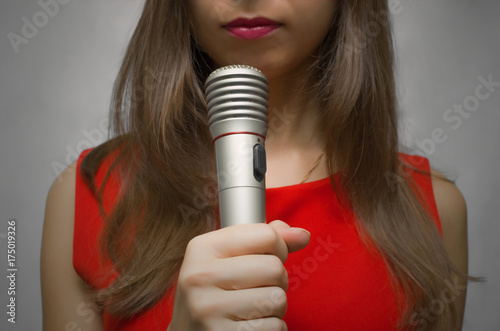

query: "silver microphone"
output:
204 65 269 228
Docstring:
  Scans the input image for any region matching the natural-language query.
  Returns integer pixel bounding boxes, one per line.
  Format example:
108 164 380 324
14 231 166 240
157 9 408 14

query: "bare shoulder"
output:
430 168 468 329
41 161 104 330
429 168 468 253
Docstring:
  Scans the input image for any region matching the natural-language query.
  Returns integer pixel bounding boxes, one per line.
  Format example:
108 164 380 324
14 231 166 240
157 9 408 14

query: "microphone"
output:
204 65 269 228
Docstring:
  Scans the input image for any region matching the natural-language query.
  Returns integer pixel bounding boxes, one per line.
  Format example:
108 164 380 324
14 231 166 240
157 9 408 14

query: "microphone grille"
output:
208 64 263 77
204 65 269 126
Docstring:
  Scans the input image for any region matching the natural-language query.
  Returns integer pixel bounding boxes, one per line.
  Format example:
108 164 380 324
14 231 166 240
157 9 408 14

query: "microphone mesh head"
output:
208 64 263 76
204 65 269 127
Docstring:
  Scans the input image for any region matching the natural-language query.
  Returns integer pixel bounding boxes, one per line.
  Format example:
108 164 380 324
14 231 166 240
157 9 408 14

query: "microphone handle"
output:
215 132 266 228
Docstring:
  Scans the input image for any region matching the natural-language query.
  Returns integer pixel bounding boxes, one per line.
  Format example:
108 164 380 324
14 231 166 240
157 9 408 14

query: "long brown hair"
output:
81 0 469 329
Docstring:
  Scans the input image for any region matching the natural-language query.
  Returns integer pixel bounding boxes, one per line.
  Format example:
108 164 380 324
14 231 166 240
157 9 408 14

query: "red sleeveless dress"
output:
74 149 441 330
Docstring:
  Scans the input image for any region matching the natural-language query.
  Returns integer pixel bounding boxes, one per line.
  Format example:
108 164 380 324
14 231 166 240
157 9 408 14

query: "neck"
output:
263 62 330 188
265 65 325 152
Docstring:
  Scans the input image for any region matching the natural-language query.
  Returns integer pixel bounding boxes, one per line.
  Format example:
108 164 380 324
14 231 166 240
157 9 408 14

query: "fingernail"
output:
292 227 311 237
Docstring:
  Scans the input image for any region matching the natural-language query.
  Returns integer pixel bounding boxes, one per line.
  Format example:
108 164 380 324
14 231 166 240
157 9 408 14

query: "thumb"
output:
269 220 311 253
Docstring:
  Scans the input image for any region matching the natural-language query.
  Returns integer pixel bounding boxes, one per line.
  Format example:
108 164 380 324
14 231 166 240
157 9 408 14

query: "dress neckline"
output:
265 175 334 192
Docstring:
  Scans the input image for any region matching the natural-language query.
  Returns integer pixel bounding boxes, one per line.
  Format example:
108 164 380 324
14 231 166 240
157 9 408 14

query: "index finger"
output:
191 223 289 263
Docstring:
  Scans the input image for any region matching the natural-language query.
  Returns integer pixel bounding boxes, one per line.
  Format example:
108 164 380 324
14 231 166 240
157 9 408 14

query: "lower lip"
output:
225 25 281 39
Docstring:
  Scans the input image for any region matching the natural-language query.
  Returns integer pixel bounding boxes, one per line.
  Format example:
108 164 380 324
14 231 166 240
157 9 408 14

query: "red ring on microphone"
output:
212 131 266 144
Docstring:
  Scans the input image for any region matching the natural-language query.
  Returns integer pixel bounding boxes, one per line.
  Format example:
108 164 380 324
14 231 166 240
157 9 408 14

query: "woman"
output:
41 0 471 330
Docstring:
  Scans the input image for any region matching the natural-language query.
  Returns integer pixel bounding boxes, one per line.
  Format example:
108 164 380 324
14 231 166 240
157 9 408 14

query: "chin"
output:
209 50 310 82
229 62 291 81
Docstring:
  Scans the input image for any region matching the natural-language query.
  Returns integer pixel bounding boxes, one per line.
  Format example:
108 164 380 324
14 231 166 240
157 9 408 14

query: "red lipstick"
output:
224 17 282 39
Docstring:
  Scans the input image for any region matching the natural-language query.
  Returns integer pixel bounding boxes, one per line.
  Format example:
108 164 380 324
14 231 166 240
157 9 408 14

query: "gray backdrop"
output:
0 0 498 330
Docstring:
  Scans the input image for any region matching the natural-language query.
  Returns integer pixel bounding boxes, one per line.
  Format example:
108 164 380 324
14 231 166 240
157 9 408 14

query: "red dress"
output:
74 149 441 330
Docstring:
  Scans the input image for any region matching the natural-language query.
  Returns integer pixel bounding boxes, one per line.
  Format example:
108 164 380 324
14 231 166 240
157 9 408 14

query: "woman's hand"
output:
168 220 310 331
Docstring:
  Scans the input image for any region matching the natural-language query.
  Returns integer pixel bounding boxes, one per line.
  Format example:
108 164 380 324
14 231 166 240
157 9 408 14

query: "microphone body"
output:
204 65 269 228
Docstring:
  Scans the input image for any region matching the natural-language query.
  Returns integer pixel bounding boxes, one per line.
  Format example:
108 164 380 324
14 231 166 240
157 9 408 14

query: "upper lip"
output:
224 17 282 28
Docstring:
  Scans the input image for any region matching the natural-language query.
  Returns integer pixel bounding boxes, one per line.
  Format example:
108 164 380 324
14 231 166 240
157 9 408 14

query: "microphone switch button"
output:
253 144 267 182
